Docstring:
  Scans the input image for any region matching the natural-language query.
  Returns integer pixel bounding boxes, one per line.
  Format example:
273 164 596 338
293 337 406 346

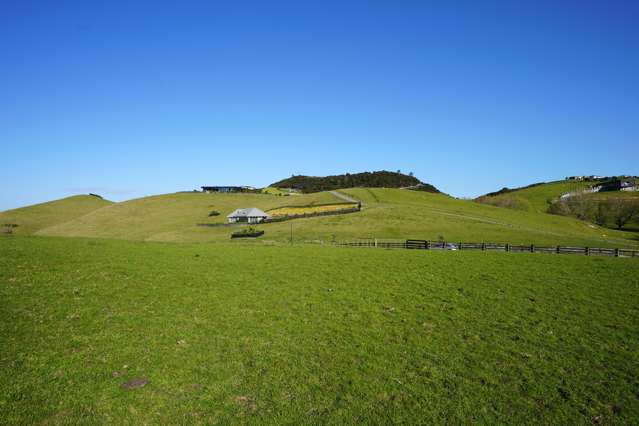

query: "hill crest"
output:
270 170 440 193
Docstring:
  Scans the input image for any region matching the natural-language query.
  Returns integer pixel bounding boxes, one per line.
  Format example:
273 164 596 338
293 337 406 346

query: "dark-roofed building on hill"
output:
202 186 255 193
227 208 270 224
595 179 637 192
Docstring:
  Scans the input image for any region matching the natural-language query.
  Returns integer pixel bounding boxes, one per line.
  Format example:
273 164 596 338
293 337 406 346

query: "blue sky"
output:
1 0 638 210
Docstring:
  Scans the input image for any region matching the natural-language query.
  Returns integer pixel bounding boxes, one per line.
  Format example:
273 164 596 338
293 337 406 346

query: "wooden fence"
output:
334 239 639 258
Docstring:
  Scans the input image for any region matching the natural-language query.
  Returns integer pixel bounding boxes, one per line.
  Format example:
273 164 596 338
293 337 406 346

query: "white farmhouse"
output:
227 208 270 224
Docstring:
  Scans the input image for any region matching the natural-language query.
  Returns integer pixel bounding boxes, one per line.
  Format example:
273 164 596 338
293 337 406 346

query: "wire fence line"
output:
332 239 639 258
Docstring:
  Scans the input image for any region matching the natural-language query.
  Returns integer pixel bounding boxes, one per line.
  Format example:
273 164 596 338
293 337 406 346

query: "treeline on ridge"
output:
270 171 440 193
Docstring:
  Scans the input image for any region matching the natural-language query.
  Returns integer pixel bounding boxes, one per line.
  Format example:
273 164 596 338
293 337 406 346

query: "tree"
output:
609 200 639 229
548 200 571 216
592 202 610 226
566 195 591 220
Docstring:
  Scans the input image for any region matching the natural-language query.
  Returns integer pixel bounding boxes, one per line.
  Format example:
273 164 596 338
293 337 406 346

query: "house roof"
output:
227 208 270 218
202 186 253 189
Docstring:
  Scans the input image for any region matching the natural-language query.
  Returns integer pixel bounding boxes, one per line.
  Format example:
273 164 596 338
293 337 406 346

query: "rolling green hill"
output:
476 180 594 213
477 178 639 213
0 195 113 235
34 188 639 248
37 191 340 241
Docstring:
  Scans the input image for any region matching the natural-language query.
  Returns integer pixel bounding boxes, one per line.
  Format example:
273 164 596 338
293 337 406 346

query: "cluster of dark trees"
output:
548 196 639 229
271 171 440 193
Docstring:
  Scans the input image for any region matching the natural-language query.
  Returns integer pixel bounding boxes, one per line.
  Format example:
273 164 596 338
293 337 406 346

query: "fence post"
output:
556 245 560 254
459 242 463 250
530 244 535 253
425 240 430 250
585 247 589 256
375 238 378 248
505 243 510 252
615 248 619 257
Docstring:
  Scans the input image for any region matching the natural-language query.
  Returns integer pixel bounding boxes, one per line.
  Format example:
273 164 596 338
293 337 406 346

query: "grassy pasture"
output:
261 187 301 196
36 191 339 241
0 195 112 235
267 203 357 217
31 189 639 248
1 236 638 424
319 188 639 248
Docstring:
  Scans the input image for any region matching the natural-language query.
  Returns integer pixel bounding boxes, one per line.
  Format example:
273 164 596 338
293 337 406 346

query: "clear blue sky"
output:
1 1 638 210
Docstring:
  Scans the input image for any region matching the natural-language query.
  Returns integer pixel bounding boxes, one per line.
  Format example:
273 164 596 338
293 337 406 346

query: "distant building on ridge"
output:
201 186 255 193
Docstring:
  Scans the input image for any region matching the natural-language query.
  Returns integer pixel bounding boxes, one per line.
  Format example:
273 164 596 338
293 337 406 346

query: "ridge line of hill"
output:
270 170 440 193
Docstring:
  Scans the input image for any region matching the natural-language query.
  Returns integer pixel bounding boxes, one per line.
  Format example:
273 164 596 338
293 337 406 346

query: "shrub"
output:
208 210 220 217
2 223 18 235
547 201 571 216
231 227 264 238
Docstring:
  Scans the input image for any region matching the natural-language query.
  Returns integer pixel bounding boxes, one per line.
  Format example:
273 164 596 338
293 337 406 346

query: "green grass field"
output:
10 189 635 248
1 236 638 424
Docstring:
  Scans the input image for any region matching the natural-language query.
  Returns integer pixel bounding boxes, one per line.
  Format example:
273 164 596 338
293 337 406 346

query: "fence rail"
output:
334 239 639 258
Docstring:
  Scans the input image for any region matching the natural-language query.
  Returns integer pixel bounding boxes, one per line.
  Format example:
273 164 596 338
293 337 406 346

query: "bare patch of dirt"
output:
234 395 257 412
122 378 149 389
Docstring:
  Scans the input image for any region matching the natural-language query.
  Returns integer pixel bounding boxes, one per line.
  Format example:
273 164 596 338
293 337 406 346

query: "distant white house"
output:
227 208 270 224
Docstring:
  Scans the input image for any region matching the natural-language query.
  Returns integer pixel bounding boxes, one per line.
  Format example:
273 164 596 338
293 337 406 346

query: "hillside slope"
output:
0 195 113 235
38 191 341 241
37 188 639 248
476 180 595 213
271 171 440 193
